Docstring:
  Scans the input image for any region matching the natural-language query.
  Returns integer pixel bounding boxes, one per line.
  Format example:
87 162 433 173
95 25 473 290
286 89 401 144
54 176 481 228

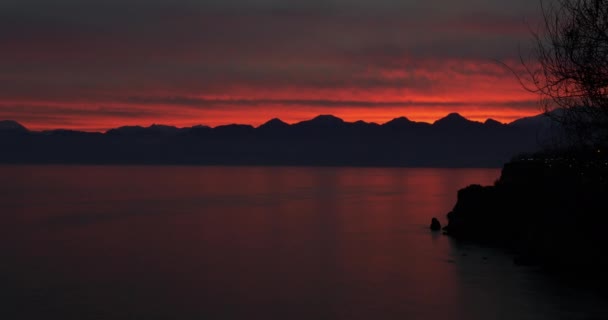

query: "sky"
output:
0 0 543 131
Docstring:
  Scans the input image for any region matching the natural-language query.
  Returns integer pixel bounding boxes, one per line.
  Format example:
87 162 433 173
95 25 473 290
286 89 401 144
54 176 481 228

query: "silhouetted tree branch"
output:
520 0 608 148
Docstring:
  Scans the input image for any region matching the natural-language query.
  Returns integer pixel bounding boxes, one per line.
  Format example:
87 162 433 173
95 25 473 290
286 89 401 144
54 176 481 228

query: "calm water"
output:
0 165 606 319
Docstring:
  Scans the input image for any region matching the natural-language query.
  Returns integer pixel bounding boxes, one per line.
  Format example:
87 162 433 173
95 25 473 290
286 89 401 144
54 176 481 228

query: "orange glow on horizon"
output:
9 104 541 132
0 59 542 132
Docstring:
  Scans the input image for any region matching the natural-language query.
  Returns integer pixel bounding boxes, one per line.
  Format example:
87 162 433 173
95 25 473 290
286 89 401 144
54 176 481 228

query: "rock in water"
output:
430 218 441 231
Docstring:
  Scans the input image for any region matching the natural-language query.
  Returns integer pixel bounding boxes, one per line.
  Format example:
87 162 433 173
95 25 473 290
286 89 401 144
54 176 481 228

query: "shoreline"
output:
443 154 608 292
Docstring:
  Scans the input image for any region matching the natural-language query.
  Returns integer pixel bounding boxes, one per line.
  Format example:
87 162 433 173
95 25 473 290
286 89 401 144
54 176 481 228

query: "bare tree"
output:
520 0 608 148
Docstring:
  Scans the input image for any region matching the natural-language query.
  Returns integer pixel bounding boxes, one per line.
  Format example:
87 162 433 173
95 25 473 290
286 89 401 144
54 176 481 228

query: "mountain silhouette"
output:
383 116 430 132
0 120 28 133
213 124 255 136
294 114 346 129
106 124 182 136
258 118 290 130
509 112 552 128
384 116 413 127
0 113 557 167
350 120 380 129
433 112 482 129
484 118 504 127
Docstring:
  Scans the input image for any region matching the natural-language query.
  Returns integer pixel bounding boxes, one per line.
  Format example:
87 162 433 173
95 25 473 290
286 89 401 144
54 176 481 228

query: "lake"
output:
0 165 606 319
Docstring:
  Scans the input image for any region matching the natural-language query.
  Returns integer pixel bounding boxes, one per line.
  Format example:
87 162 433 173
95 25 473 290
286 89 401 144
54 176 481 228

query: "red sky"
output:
0 0 542 132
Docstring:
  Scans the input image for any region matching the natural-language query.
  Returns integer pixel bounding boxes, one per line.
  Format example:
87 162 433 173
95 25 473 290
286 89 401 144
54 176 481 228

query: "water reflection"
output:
0 165 605 319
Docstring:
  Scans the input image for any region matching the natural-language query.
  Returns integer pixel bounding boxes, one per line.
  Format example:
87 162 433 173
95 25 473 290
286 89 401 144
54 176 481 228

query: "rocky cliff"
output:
445 151 608 284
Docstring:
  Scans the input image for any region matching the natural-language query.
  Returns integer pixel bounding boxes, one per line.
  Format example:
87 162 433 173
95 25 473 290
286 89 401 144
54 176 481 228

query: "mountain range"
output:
0 113 560 167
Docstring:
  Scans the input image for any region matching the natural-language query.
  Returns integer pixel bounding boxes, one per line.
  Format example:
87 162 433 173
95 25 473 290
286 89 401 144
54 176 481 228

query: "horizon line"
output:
2 111 546 133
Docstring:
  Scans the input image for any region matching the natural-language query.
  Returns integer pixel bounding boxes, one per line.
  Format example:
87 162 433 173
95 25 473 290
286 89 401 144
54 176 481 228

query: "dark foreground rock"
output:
444 151 608 287
430 217 441 231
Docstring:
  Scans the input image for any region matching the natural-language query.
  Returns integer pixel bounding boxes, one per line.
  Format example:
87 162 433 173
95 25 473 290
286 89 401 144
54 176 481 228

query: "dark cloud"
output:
119 96 536 110
0 0 541 65
0 0 543 128
0 98 537 120
0 104 155 117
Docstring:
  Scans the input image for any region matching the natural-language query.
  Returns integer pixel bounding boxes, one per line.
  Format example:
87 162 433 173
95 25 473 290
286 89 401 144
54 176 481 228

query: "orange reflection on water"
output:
8 165 578 320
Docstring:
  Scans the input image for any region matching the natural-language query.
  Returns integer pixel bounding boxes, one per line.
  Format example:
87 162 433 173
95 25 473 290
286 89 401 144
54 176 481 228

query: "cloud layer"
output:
0 0 542 130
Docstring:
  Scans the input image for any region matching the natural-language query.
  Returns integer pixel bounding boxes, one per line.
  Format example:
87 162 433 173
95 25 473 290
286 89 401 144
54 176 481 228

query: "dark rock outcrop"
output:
430 217 441 231
444 151 608 286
